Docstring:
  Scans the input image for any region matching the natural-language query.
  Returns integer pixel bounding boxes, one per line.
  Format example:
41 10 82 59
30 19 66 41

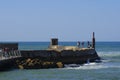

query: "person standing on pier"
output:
87 41 90 48
82 42 84 48
77 41 80 48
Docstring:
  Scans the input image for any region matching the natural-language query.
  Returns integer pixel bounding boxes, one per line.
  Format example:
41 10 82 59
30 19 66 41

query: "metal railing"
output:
0 50 21 60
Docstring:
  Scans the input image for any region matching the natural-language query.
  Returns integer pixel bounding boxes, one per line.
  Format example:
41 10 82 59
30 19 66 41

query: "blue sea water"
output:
0 42 120 80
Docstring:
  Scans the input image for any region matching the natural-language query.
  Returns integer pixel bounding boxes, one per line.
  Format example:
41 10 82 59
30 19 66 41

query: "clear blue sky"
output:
0 0 120 41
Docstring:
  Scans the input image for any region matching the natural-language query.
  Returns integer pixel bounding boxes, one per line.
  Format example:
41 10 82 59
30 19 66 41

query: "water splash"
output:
64 62 120 70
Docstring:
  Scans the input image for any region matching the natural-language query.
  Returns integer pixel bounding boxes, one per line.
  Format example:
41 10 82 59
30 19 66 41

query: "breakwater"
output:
17 48 100 69
0 47 100 70
0 32 101 70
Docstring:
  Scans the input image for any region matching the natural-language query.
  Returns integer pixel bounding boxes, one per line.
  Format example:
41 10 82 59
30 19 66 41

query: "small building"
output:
0 43 18 50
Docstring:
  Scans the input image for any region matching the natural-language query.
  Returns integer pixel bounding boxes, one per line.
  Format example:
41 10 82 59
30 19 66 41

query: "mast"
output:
92 32 95 49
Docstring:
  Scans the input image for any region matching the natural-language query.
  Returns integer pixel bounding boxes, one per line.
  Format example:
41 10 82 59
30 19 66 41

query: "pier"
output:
0 43 21 61
0 43 21 71
0 32 101 70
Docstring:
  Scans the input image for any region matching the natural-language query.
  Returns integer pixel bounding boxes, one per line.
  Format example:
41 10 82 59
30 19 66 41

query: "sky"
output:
0 0 120 41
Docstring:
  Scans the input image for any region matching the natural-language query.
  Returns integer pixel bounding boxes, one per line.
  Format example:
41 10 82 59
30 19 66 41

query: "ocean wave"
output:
64 62 120 70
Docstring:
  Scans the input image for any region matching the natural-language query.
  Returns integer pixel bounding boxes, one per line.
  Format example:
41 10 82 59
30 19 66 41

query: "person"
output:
82 42 84 48
87 41 90 48
77 41 80 48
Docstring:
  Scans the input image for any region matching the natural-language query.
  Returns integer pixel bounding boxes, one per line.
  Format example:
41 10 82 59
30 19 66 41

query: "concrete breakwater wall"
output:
0 49 99 70
21 49 100 63
0 57 22 71
15 49 100 69
0 47 100 70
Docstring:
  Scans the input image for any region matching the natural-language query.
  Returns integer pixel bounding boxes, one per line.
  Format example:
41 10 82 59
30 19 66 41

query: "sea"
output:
0 42 120 80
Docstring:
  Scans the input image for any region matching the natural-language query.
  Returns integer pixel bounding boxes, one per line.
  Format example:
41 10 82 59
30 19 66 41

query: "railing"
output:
0 50 21 60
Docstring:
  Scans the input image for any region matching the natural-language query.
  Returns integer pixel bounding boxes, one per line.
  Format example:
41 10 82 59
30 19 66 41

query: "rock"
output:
18 65 24 69
56 62 63 68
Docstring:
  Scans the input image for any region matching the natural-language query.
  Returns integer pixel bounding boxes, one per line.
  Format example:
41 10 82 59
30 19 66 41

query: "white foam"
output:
64 62 120 70
84 62 96 66
64 64 80 68
101 59 110 63
63 51 120 70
